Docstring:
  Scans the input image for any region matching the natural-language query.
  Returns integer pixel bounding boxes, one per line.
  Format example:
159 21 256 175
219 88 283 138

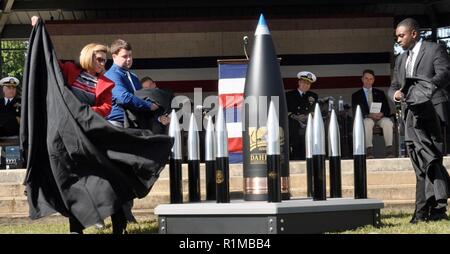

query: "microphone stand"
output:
243 36 249 60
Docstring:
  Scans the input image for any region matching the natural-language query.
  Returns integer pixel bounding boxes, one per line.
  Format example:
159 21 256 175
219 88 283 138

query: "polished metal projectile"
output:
215 107 230 203
205 115 216 161
353 105 365 155
188 113 201 202
188 113 200 160
312 103 326 201
305 113 314 198
168 109 183 203
216 107 228 158
266 100 281 202
305 113 314 159
267 101 280 155
328 109 341 157
312 103 325 155
168 109 182 160
328 109 342 198
205 115 217 201
353 105 367 199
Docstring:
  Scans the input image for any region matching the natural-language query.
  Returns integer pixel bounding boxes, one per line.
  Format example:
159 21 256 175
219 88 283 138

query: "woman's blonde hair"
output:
79 43 108 71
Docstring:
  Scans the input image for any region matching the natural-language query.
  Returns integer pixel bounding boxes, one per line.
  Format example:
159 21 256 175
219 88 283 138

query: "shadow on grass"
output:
376 222 397 228
376 211 411 228
335 210 414 233
380 211 411 219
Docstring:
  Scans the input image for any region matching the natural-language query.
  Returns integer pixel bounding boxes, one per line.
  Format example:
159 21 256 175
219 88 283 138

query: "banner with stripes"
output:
218 61 248 163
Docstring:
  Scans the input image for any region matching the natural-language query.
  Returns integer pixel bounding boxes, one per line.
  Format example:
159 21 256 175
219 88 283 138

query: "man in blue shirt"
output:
104 39 159 229
105 39 158 127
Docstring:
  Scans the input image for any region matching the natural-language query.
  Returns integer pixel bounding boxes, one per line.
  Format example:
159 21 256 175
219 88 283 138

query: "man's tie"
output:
367 89 373 107
405 50 414 77
5 99 10 106
126 71 137 92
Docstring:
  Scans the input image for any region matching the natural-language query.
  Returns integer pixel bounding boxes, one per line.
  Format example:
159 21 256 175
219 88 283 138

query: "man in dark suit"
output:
352 69 393 159
0 77 21 136
286 71 318 160
389 18 450 223
138 76 171 134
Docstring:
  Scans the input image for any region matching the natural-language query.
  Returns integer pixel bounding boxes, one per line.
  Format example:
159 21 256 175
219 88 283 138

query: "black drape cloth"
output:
20 19 172 228
402 77 450 204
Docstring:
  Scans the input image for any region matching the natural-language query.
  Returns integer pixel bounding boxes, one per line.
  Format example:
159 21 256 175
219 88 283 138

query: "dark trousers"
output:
69 215 84 234
289 124 306 160
405 101 450 218
123 200 137 223
407 142 448 218
444 121 449 155
111 209 128 234
435 101 449 154
410 159 447 217
290 133 305 160
69 208 128 234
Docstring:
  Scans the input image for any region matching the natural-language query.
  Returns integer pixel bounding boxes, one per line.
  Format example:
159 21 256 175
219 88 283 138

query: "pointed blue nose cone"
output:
255 14 270 36
258 14 267 26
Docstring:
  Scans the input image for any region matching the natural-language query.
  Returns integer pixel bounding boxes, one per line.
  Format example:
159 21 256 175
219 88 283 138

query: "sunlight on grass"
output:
85 219 159 234
0 222 69 234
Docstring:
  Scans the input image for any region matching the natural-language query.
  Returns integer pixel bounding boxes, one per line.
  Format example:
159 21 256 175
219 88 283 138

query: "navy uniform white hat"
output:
0 77 19 87
297 71 317 84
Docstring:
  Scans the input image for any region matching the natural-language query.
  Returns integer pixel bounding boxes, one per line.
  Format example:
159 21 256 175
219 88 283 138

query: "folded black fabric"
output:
402 76 437 107
135 88 173 115
124 88 173 133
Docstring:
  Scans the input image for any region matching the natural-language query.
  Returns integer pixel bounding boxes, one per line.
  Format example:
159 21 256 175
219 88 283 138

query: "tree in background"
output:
1 40 27 96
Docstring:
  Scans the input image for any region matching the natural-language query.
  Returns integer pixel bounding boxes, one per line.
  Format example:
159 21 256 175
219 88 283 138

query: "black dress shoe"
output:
429 212 448 221
410 215 428 224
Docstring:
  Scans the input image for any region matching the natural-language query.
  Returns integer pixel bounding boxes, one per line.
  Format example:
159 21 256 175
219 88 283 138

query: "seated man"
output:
285 71 318 160
132 76 172 134
0 77 21 137
351 69 394 158
141 76 158 89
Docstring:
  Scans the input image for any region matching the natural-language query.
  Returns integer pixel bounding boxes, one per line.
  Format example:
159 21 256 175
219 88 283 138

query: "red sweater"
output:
59 61 114 117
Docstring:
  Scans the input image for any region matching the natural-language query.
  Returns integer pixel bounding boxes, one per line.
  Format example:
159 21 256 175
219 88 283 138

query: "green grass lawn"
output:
0 209 449 234
0 217 159 234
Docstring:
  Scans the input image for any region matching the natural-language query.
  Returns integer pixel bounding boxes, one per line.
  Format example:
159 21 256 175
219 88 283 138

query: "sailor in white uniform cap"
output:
0 77 19 87
297 71 317 84
285 71 318 159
